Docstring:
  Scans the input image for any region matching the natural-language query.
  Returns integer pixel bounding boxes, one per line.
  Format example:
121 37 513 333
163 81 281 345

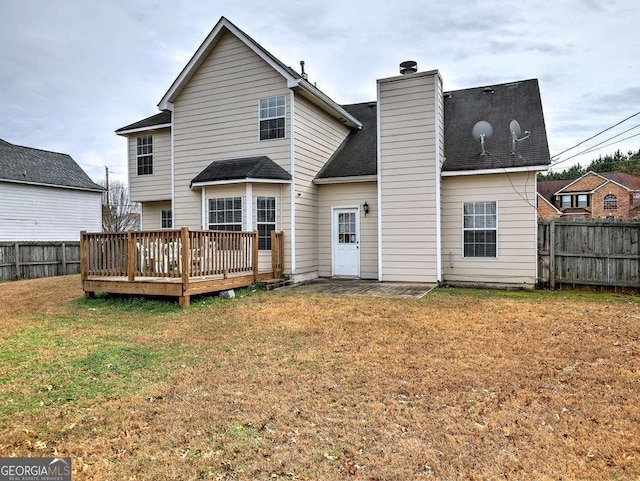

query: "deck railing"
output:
81 227 284 282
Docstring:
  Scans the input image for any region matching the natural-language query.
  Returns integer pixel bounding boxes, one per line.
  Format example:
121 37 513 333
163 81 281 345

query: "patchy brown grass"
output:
0 276 639 480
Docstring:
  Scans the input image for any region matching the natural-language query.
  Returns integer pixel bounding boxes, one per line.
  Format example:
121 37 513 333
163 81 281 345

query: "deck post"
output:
181 226 190 294
253 230 259 281
80 231 87 281
271 230 277 277
127 229 136 282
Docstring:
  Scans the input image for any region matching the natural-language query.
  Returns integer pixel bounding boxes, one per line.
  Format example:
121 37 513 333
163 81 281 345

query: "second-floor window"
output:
137 135 153 175
259 95 285 140
561 195 572 208
604 194 618 210
577 194 589 208
208 197 242 231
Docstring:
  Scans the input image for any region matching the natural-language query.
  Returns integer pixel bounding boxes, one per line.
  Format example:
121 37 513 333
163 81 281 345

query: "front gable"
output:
556 171 607 194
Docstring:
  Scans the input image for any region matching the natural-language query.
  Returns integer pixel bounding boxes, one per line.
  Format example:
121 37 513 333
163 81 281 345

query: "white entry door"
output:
333 208 360 277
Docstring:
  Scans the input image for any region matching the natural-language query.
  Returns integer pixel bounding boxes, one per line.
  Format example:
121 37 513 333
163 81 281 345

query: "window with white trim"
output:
208 197 242 231
259 95 285 140
256 196 276 250
561 195 572 208
577 194 589 207
161 209 172 229
463 201 497 258
136 135 153 175
603 193 618 210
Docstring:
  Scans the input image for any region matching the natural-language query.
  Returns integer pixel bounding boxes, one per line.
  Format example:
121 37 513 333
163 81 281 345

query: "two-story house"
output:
116 16 551 288
538 171 640 219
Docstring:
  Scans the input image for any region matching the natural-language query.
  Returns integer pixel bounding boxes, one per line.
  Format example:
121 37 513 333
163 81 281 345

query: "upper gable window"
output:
259 95 285 140
604 193 618 210
136 135 153 175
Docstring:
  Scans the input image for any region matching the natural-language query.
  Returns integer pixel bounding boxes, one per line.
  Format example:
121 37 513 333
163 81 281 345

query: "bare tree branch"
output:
98 179 141 232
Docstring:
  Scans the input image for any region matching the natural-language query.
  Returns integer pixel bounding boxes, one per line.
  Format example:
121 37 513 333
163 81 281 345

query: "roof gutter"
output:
190 178 292 189
313 175 377 185
115 123 172 136
441 164 549 176
0 178 105 193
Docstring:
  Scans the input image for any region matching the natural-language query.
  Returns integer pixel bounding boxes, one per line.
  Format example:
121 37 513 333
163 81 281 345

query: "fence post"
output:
549 220 556 290
127 230 136 282
14 242 20 280
61 242 67 276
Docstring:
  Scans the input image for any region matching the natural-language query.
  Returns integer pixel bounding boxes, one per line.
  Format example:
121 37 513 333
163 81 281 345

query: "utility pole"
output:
105 166 110 207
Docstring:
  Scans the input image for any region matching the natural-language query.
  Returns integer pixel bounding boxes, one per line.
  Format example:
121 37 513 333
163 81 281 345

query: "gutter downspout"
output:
434 75 443 283
169 102 175 228
376 81 383 281
289 90 296 275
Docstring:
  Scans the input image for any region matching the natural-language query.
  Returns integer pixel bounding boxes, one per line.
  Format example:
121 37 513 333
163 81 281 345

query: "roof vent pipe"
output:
300 60 308 80
399 60 418 75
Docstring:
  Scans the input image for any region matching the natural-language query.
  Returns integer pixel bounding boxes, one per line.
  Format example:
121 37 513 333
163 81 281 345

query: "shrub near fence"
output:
538 218 640 289
0 241 80 282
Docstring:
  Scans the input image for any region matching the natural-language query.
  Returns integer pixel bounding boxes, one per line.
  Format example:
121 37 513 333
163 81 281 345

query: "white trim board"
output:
115 123 171 136
191 178 291 189
441 165 549 176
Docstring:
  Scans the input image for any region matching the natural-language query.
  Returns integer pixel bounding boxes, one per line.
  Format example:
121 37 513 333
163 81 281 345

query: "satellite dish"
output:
509 119 522 138
472 120 493 156
472 120 493 141
509 118 531 155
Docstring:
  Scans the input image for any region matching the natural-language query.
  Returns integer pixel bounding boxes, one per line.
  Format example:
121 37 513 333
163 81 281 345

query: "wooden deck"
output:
81 227 284 306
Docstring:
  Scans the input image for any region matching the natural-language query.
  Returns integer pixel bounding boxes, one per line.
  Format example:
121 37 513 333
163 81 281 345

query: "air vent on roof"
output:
399 60 418 75
482 86 495 94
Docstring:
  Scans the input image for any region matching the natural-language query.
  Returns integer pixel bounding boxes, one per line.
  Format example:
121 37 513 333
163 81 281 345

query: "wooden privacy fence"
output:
0 241 80 282
81 227 285 306
538 219 640 289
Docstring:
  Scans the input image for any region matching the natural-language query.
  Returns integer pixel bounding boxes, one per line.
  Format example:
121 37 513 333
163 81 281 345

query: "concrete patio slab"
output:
283 278 437 299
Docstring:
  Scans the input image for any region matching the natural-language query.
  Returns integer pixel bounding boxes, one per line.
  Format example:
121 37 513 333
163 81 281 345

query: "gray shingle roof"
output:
116 111 171 134
443 79 550 171
316 79 550 180
0 138 103 191
191 156 291 185
315 102 377 179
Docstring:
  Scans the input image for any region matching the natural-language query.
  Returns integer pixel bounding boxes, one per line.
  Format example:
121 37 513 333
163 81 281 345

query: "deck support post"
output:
252 230 259 281
127 229 136 282
181 227 190 302
80 231 88 282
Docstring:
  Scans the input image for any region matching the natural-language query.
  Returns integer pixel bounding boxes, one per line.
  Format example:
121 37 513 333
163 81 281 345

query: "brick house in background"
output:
537 171 640 219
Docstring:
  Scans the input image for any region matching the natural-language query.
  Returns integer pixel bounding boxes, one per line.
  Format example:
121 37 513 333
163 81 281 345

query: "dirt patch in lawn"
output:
0 277 639 480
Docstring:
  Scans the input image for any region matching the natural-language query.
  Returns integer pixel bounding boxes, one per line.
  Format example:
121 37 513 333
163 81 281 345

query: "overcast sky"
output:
1 0 639 183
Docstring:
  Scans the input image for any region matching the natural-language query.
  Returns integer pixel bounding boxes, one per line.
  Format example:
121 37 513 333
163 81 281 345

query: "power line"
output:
551 130 640 167
550 110 640 160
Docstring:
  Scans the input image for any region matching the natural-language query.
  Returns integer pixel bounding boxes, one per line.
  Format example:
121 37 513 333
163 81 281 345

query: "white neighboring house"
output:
0 138 103 241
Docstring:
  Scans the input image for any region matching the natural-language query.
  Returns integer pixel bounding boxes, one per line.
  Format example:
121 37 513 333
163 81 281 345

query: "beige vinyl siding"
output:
441 172 538 286
141 201 172 230
172 31 291 232
293 95 351 276
128 129 171 203
378 71 441 282
318 182 378 278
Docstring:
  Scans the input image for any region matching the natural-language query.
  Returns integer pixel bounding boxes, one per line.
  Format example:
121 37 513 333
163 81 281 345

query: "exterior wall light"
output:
363 201 370 216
